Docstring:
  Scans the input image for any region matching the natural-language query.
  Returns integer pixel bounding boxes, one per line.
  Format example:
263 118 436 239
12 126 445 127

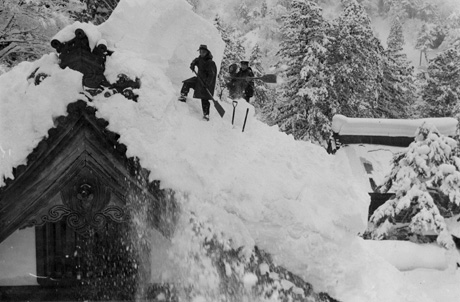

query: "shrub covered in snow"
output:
367 123 460 248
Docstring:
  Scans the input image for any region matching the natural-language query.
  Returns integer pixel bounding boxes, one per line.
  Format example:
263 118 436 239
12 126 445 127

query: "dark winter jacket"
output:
190 51 217 99
226 63 245 99
236 67 255 98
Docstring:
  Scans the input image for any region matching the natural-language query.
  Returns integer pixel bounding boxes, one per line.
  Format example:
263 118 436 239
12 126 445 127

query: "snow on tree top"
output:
332 114 458 137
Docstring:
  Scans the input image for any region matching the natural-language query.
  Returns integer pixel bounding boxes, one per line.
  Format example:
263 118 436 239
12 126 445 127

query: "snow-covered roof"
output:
332 114 458 137
333 115 458 193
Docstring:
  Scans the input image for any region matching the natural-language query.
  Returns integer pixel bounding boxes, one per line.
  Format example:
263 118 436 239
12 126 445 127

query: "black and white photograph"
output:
1 0 460 301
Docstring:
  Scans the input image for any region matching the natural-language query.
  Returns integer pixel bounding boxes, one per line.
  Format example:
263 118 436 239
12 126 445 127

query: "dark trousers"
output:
180 77 197 95
201 99 210 116
181 77 210 116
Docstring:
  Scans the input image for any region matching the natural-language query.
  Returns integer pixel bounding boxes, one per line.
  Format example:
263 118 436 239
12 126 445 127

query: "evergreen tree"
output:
249 43 272 110
214 15 246 100
446 10 460 30
275 0 332 144
261 1 268 18
275 0 415 145
327 0 414 120
325 0 385 118
74 0 119 25
415 23 433 65
377 50 416 118
237 2 250 24
386 1 408 22
420 45 460 117
380 16 416 118
368 123 460 248
387 16 404 51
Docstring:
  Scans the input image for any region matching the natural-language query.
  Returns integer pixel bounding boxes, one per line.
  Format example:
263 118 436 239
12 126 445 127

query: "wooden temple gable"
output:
0 100 177 243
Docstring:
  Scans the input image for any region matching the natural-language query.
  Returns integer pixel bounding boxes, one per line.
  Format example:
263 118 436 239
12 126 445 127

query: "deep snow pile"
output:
0 0 454 301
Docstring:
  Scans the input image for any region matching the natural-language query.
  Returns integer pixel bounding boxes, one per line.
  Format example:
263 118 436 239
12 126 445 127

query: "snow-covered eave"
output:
332 114 458 138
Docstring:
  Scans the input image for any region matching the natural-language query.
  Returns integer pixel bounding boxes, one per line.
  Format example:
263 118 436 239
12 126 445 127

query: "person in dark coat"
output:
236 61 254 103
178 44 217 121
226 63 243 100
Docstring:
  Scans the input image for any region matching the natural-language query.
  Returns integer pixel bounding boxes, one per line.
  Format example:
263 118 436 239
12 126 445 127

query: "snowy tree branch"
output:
0 42 18 59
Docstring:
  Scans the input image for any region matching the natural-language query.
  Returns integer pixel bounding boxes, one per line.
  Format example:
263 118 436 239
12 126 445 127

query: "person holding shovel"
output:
236 60 254 103
178 44 217 121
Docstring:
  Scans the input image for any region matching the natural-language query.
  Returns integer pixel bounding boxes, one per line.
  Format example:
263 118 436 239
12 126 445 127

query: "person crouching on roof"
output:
178 44 217 121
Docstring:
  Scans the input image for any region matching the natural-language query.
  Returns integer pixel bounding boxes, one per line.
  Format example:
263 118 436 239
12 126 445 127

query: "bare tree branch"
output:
0 39 29 44
100 0 117 10
0 42 18 60
0 14 15 38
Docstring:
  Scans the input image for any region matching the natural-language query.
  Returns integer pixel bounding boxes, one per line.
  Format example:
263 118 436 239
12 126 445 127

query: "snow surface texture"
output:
0 0 459 301
362 240 449 271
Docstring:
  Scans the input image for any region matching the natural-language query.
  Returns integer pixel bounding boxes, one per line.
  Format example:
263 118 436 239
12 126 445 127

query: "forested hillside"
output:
186 0 460 146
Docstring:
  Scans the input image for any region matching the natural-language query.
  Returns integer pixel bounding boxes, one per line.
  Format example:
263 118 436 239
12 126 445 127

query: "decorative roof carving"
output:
23 168 129 237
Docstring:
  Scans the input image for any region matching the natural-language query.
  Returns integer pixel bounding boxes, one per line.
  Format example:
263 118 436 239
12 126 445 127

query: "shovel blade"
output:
259 74 277 83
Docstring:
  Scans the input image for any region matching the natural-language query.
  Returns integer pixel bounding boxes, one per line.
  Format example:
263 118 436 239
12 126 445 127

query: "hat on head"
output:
240 60 249 65
198 44 209 51
228 63 238 73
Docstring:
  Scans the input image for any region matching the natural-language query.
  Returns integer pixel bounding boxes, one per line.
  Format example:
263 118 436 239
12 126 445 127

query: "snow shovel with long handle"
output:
226 74 277 84
192 70 225 118
242 108 249 132
232 101 238 125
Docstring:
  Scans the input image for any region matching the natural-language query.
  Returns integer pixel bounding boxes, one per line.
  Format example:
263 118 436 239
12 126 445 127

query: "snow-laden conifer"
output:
387 16 405 51
214 15 246 99
381 15 416 118
368 123 460 248
275 0 332 144
420 45 460 118
326 0 385 119
249 44 270 109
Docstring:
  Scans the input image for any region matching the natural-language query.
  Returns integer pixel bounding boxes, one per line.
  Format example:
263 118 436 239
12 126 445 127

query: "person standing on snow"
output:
226 63 243 100
178 44 217 121
236 60 254 103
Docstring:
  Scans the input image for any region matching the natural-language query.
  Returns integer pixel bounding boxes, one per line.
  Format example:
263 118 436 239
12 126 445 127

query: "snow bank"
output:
402 268 460 302
332 114 458 137
98 0 225 91
362 240 449 271
0 1 450 301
